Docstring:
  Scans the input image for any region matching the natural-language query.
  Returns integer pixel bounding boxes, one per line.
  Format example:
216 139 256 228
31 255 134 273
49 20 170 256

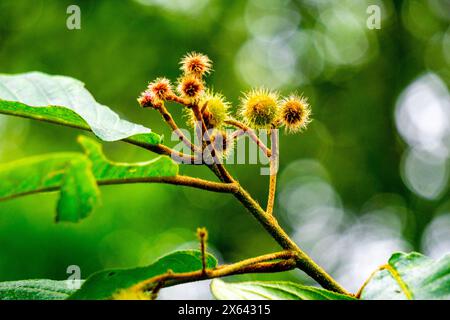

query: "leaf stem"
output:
99 175 239 193
266 131 278 216
156 103 200 154
190 103 234 183
225 119 272 158
0 175 238 202
132 250 297 293
232 185 350 295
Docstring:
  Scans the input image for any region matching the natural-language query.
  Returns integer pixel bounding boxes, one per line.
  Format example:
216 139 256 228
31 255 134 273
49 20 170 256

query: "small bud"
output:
239 88 280 129
196 226 208 275
177 74 204 99
280 95 311 133
148 77 173 100
197 227 208 242
180 52 212 78
137 90 157 108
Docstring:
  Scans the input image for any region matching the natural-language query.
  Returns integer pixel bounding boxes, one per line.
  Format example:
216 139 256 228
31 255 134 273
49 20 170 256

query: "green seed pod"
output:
239 88 280 129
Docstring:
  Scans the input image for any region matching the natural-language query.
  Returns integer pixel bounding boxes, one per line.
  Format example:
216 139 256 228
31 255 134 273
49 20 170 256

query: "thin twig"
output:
197 227 209 276
127 141 199 164
0 175 239 202
166 94 191 107
191 103 234 183
225 119 272 158
266 130 278 216
131 250 296 292
157 103 200 154
231 184 350 295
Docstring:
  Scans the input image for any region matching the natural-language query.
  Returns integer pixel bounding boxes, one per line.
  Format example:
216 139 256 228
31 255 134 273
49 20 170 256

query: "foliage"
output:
210 279 355 300
0 280 76 300
0 134 177 222
359 252 450 300
0 72 151 141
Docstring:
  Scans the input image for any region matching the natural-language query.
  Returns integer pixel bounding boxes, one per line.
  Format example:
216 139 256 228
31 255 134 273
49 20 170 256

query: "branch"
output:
232 185 350 295
191 103 234 183
99 175 238 193
124 140 199 164
131 250 297 293
0 175 239 202
266 131 278 216
156 103 201 154
166 94 191 107
225 119 272 158
130 111 351 295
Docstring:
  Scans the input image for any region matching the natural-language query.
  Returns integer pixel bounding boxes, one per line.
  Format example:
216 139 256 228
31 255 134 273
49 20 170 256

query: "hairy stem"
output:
0 175 238 202
191 103 234 183
225 119 272 158
232 185 349 295
266 131 278 215
127 141 199 164
157 103 200 153
132 250 297 293
99 175 238 193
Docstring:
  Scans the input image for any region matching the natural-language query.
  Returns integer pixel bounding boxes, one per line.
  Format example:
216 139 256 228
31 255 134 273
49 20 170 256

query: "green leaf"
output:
210 280 355 300
359 252 450 300
56 158 100 222
0 135 178 222
69 250 218 300
0 72 161 144
0 279 77 300
76 135 177 181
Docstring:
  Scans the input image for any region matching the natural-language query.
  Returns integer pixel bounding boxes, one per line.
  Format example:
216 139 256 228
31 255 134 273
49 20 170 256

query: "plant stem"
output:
157 103 200 153
191 103 234 183
232 185 350 295
266 131 278 216
132 250 297 292
99 175 238 193
128 141 199 164
0 175 238 202
266 174 277 215
225 119 271 158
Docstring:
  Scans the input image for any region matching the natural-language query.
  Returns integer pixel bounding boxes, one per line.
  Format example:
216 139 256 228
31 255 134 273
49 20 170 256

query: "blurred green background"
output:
0 0 449 297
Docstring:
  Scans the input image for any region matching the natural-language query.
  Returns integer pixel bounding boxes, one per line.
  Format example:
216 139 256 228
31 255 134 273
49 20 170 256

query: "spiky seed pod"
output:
177 74 204 99
280 95 311 133
180 52 212 78
239 88 280 129
148 77 173 100
199 90 230 129
184 90 230 129
137 90 158 108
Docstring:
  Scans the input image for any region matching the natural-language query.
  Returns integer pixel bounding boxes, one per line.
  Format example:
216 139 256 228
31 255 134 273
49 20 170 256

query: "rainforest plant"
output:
0 53 448 300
